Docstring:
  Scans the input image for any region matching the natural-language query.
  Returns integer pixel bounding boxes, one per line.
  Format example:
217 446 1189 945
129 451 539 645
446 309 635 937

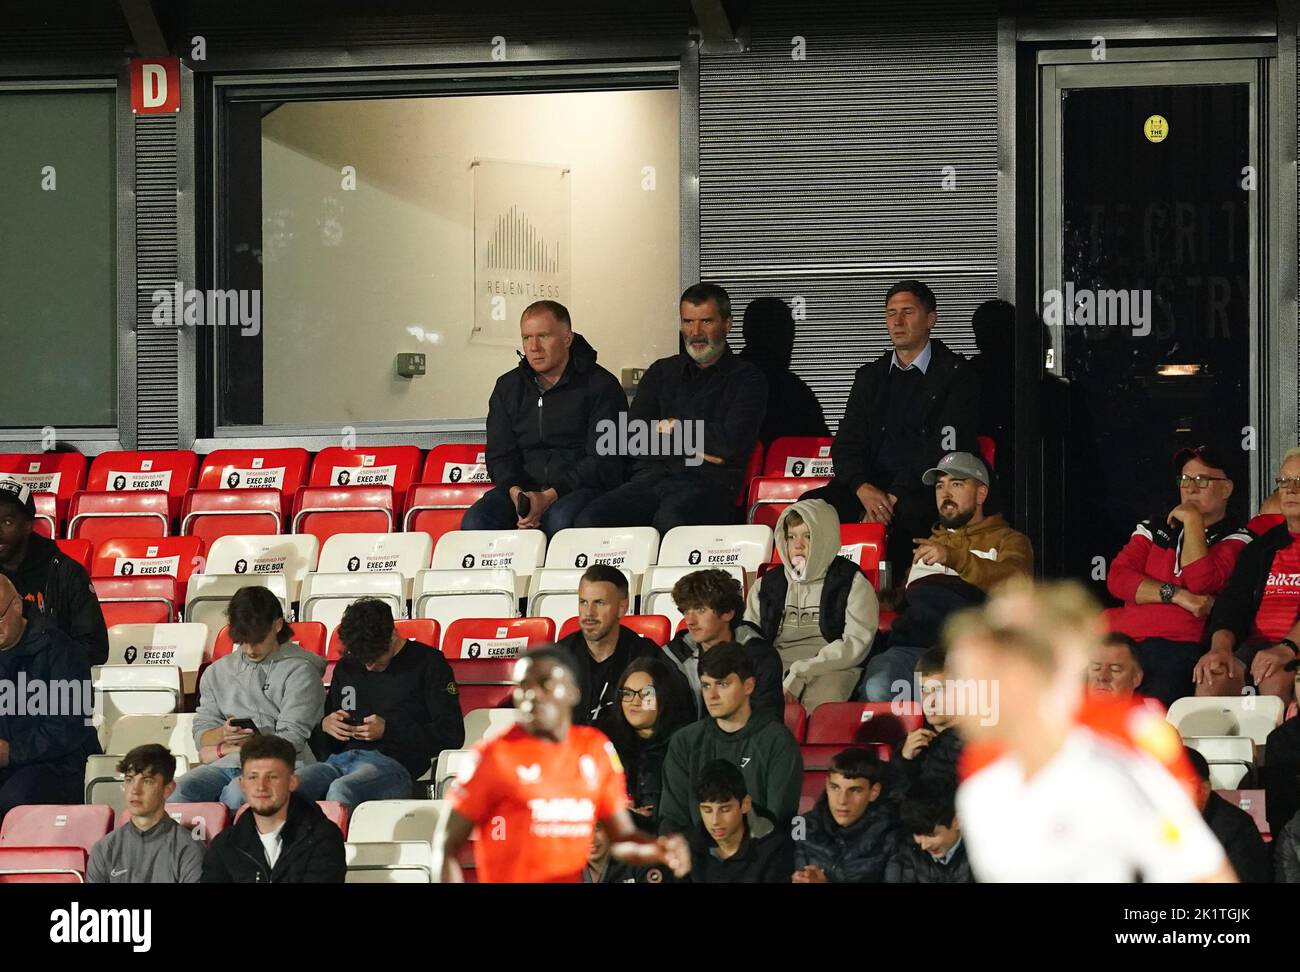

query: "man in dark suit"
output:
802 280 980 575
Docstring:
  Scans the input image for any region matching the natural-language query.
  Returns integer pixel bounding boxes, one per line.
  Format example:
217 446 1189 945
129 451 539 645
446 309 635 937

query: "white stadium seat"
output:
1166 695 1286 751
527 566 634 633
1183 735 1257 789
463 707 523 747
348 799 448 843
431 529 546 600
184 573 290 657
433 748 476 799
543 527 660 595
299 571 405 633
205 533 320 603
106 713 200 765
92 665 184 748
106 622 207 695
413 568 517 629
639 564 745 633
317 532 433 601
657 524 774 581
344 841 434 883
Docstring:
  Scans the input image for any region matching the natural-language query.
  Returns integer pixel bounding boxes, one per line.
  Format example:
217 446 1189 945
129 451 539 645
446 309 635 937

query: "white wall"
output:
260 88 681 425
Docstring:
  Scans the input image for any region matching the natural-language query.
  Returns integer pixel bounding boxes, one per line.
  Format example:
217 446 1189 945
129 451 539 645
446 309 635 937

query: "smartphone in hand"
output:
229 718 259 734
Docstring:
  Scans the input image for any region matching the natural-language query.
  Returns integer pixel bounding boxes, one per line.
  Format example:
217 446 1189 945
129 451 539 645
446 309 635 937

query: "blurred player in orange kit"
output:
434 646 692 882
947 581 1235 882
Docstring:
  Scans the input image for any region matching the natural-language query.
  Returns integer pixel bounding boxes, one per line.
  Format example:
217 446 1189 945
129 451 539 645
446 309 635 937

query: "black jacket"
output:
688 812 794 884
1203 792 1271 883
663 623 784 723
1262 716 1300 835
556 626 663 731
628 345 768 495
1206 520 1299 646
201 795 346 883
0 616 101 775
794 793 903 883
884 838 974 883
485 333 627 496
2 533 108 665
830 339 979 497
1278 810 1300 883
897 724 963 795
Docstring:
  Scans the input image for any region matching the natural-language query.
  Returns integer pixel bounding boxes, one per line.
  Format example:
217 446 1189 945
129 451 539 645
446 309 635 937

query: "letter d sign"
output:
130 58 181 114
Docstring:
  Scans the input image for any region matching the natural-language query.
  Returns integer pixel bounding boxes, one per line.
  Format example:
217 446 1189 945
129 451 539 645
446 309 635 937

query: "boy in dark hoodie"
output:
897 647 964 794
885 779 972 883
658 644 802 836
463 300 627 537
689 758 793 883
793 747 902 883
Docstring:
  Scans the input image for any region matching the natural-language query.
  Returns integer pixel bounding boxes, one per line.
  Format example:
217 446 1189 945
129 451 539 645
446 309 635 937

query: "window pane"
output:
0 90 117 428
220 88 680 427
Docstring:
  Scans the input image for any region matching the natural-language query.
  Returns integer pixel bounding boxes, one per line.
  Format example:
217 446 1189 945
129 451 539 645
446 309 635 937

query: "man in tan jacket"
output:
859 451 1032 702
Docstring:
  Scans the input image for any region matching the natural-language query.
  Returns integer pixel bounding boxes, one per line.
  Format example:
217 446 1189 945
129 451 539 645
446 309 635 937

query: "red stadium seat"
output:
403 482 492 547
799 770 828 814
806 701 923 750
317 801 350 838
67 490 170 544
737 442 764 509
291 485 395 546
441 617 555 659
116 803 229 846
422 444 491 485
86 450 198 520
799 743 891 770
784 701 808 743
394 618 441 649
976 435 996 470
556 615 672 646
92 576 179 626
763 437 834 478
0 805 114 856
91 537 205 602
0 451 88 532
838 523 886 589
1219 790 1270 840
55 538 94 573
0 846 87 882
448 657 517 711
212 621 327 663
197 448 310 519
747 476 832 528
32 492 57 538
181 489 282 546
309 446 421 510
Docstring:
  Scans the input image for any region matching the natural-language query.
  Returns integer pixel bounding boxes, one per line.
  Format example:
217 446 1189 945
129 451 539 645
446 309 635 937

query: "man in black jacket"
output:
0 575 101 823
1184 747 1271 883
577 283 767 532
202 734 346 883
1195 450 1300 703
302 598 464 809
662 568 783 720
886 779 972 883
463 300 627 537
1262 674 1300 835
801 280 980 575
793 747 902 883
0 479 108 665
556 565 662 730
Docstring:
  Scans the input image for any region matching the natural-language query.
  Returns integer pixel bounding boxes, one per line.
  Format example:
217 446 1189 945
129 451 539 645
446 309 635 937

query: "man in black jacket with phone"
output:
202 734 346 883
801 281 980 576
463 300 627 537
0 479 108 665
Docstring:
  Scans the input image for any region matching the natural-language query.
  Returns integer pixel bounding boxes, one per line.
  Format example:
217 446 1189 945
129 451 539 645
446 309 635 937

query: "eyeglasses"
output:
1179 475 1227 488
619 687 656 704
1276 477 1300 492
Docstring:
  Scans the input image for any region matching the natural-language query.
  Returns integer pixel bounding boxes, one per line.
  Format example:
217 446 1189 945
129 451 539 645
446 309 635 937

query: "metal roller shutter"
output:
135 115 180 449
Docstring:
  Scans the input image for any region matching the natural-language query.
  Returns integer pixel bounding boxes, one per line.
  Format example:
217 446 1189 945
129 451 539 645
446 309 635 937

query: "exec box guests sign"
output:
129 58 180 114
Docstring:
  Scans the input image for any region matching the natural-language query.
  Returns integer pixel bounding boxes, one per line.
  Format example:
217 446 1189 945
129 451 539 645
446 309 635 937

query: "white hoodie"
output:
743 498 879 697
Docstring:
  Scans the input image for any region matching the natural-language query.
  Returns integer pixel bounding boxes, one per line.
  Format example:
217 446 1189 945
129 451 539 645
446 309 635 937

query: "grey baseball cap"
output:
922 452 989 488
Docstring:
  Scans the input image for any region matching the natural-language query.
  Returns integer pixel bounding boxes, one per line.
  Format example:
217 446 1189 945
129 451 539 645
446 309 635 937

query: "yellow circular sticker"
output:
1144 114 1169 143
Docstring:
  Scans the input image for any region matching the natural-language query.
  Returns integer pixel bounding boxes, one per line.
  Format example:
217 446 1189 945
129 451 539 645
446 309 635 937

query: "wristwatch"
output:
1159 582 1176 604
1279 638 1300 657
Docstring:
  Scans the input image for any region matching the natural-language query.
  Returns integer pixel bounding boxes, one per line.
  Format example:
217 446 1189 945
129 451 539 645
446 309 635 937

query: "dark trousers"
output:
0 764 83 825
461 486 601 538
575 477 737 533
800 479 935 584
1136 638 1204 709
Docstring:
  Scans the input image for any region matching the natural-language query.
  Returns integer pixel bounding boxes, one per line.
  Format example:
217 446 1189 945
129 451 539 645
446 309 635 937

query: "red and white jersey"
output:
957 726 1226 882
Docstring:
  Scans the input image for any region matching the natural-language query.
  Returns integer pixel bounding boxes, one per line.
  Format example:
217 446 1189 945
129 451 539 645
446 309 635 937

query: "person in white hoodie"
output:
744 499 879 712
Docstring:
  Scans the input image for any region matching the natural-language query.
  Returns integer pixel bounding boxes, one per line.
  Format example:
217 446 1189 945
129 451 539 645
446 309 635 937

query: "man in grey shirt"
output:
170 587 325 810
88 745 204 883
